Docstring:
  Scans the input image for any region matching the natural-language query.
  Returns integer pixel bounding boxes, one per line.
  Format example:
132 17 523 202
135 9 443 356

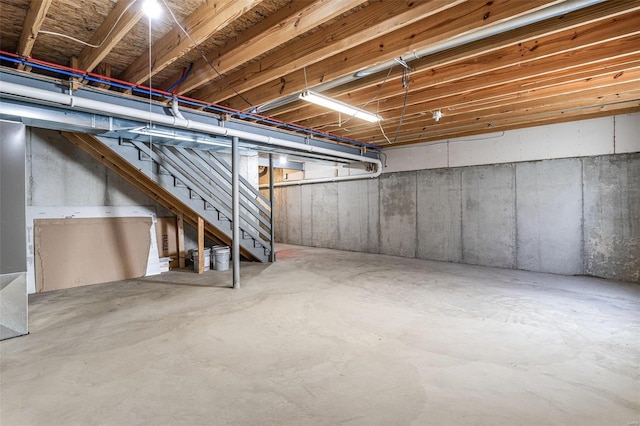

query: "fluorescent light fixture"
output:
142 0 162 19
299 90 381 123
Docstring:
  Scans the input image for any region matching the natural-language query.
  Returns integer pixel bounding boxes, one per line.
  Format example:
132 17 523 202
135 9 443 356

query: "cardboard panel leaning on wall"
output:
379 172 417 258
34 217 152 292
337 179 380 254
416 168 462 263
583 154 640 283
515 158 583 275
461 164 516 268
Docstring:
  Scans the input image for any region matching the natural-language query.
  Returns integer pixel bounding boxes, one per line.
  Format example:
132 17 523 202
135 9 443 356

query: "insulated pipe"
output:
0 80 382 183
232 136 240 289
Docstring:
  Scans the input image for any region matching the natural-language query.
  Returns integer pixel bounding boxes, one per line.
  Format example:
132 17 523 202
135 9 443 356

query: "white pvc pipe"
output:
259 170 376 188
0 80 382 184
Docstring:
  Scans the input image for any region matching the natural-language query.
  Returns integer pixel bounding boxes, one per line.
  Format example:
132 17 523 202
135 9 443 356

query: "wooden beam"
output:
217 0 562 110
69 56 81 90
92 63 112 90
169 0 368 95
16 0 52 64
159 0 310 93
381 102 640 146
299 55 640 136
291 36 640 130
197 216 204 274
77 0 144 72
277 15 640 126
369 103 640 147
268 0 640 119
346 84 640 143
191 0 466 102
177 213 185 269
120 0 264 85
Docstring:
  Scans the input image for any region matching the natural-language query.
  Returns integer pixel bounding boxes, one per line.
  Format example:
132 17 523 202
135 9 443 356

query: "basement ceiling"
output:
1 0 639 147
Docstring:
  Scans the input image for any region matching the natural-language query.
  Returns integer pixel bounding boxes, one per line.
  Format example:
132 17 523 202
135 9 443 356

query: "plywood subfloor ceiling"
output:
1 0 639 146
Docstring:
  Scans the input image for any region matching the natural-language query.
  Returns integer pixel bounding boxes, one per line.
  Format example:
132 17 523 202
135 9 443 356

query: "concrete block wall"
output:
273 153 640 283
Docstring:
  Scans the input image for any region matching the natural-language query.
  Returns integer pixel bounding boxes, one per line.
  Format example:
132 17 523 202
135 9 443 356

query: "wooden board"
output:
155 217 179 269
34 217 152 292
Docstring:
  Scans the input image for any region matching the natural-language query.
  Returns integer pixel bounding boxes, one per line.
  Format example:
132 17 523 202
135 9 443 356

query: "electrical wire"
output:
391 66 411 144
167 62 194 93
39 0 139 49
157 0 254 108
377 115 392 145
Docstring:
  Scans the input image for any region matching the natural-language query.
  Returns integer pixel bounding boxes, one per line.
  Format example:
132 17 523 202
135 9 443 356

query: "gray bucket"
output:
213 246 230 271
192 248 211 272
210 245 224 270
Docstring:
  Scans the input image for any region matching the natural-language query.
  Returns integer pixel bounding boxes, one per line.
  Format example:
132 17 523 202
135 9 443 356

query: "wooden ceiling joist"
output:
344 83 640 144
345 82 640 143
158 0 311 93
16 0 53 70
294 53 640 133
170 0 369 96
287 32 640 130
77 0 145 72
267 0 640 119
379 103 640 147
189 0 465 102
272 8 640 121
218 0 563 110
119 0 264 85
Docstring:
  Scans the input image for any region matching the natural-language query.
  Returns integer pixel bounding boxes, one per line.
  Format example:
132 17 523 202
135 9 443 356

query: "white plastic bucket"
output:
213 246 230 271
192 248 211 272
210 245 224 270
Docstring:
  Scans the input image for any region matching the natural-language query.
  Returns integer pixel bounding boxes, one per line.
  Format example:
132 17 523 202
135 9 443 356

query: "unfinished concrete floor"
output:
1 244 639 425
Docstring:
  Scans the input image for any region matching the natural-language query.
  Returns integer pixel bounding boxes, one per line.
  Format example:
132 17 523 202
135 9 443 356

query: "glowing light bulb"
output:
142 0 162 19
279 155 287 165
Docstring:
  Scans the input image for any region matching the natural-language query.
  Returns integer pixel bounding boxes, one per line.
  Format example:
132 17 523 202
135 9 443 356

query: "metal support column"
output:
232 136 240 289
268 154 276 262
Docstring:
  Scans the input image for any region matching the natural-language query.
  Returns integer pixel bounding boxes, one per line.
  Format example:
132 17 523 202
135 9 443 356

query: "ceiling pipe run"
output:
255 0 605 114
0 80 382 185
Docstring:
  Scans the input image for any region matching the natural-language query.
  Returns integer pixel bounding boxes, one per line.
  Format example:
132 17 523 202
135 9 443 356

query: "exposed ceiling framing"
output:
1 0 638 147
